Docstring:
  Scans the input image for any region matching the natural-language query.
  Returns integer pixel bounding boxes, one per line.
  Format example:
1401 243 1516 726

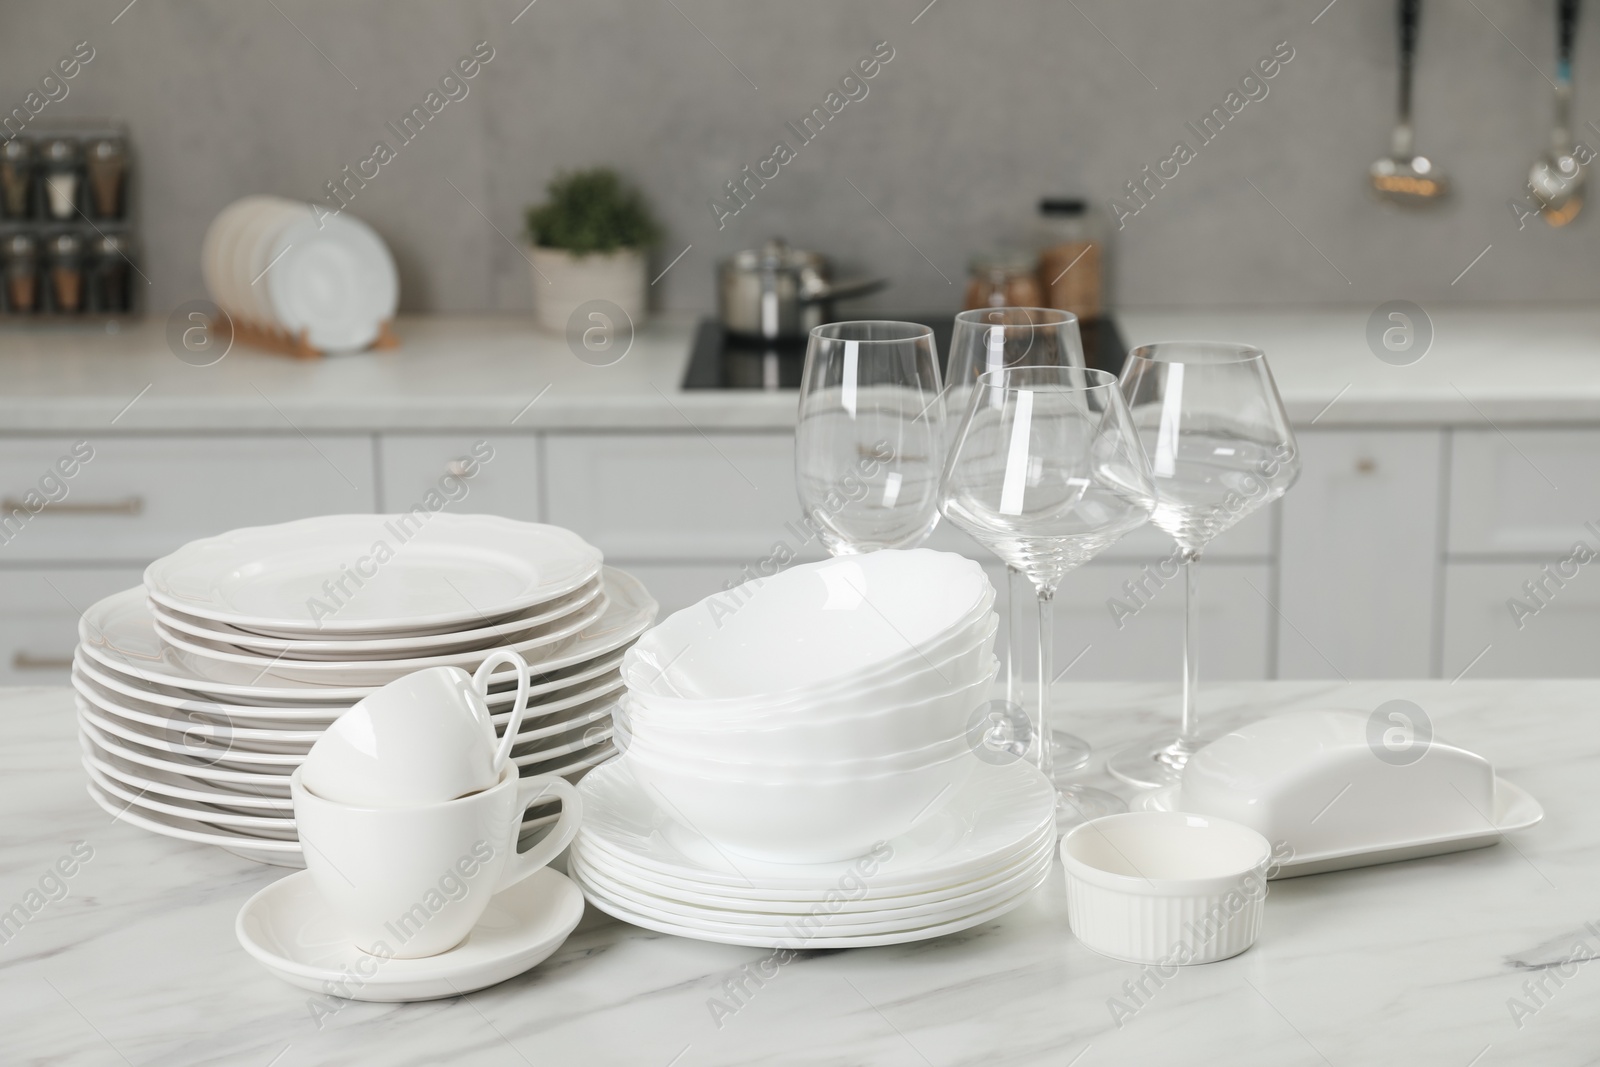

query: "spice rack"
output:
0 120 136 321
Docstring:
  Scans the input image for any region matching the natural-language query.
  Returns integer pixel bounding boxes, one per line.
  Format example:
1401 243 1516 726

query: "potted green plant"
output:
524 168 661 334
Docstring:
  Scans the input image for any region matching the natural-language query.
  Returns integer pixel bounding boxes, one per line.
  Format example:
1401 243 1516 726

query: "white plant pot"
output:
527 246 647 335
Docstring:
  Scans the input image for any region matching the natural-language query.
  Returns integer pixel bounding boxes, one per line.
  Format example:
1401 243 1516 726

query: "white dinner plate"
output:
1134 778 1546 878
202 197 267 316
263 211 399 352
80 735 295 812
574 819 1055 910
76 697 301 769
150 592 609 686
73 646 627 724
571 850 1049 949
234 198 301 325
237 868 583 1001
79 715 294 794
571 829 1053 926
150 578 604 660
574 756 1054 893
73 666 326 746
81 569 653 703
571 839 1051 933
83 756 298 835
145 515 602 636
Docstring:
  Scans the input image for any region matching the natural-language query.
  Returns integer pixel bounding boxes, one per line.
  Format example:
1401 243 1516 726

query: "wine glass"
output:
940 365 1155 823
795 321 945 555
1106 342 1301 789
945 308 1091 770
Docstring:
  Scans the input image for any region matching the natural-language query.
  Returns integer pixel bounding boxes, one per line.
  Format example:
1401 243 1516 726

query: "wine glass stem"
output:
1179 549 1202 746
1006 565 1028 708
1035 584 1055 782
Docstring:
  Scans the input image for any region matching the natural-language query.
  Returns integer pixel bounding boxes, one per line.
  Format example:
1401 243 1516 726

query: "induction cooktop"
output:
681 313 1126 390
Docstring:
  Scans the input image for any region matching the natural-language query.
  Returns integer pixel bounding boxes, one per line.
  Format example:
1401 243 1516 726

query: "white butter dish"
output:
1133 710 1543 878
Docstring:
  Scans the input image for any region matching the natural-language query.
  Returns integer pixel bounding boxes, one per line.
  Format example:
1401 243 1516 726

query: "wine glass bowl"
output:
795 321 945 556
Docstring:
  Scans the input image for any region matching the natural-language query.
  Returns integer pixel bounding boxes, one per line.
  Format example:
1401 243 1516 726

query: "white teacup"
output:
292 764 581 958
301 650 532 807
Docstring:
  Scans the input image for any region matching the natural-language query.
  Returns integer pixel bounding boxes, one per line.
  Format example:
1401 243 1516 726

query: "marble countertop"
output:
1 305 1599 433
4 678 1597 1066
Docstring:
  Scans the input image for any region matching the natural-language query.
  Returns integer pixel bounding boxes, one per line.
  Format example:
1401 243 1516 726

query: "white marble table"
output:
4 679 1597 1066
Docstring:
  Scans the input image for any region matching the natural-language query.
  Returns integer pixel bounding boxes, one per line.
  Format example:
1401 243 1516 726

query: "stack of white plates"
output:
618 550 1000 864
568 756 1056 948
201 195 399 352
73 514 657 867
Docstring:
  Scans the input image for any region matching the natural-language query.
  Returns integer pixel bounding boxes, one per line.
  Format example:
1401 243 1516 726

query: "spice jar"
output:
86 136 128 220
47 231 85 313
0 139 35 219
93 233 133 313
963 250 1043 311
1036 198 1105 323
4 233 39 313
40 138 81 221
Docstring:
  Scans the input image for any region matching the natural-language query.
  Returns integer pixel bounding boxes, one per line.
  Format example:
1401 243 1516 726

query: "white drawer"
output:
545 433 824 561
1449 429 1600 555
0 567 144 686
1442 562 1600 678
0 436 375 562
378 435 541 521
1277 430 1442 679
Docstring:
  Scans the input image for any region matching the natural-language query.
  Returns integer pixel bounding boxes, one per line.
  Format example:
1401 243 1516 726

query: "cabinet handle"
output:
13 652 74 670
1355 458 1377 474
0 495 144 516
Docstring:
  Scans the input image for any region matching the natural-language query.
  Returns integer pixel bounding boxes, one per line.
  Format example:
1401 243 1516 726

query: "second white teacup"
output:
292 764 581 958
301 650 532 807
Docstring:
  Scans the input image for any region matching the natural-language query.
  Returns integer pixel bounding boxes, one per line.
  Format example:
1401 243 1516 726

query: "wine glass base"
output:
1053 785 1127 828
1106 736 1201 790
1047 731 1092 775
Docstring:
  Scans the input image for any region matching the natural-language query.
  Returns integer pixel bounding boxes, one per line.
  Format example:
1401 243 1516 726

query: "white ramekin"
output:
1059 812 1272 966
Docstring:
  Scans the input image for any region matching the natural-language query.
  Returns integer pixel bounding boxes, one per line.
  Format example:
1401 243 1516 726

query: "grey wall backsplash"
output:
5 0 1598 315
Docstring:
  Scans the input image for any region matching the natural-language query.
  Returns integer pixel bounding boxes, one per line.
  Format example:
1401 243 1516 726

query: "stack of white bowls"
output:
569 550 1057 947
620 549 998 863
201 195 399 352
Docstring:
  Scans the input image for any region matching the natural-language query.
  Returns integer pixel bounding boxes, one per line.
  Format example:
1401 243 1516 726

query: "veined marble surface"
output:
1 306 1599 432
6 681 1593 1062
4 679 1597 1066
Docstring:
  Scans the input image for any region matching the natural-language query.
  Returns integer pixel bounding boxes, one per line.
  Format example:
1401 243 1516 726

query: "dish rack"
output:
215 313 400 360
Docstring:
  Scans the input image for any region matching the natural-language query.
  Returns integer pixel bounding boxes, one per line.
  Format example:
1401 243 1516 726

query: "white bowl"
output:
624 715 977 778
1059 812 1271 966
628 614 999 727
623 663 998 765
624 550 993 702
624 749 978 863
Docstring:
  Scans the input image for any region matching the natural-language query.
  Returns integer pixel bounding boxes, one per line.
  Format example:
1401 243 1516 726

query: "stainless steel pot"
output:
717 238 886 341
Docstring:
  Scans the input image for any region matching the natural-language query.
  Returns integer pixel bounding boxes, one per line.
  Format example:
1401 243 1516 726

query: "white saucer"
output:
236 867 584 1002
1133 776 1545 878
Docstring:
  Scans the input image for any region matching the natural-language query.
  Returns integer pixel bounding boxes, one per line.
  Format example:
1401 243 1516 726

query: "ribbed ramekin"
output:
1059 812 1271 966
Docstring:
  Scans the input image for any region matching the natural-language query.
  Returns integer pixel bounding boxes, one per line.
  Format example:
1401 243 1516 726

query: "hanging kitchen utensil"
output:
1530 0 1584 226
1371 0 1450 205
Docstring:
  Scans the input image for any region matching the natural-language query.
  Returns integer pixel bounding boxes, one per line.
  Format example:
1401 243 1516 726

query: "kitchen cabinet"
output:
544 432 823 562
378 434 541 519
1276 430 1443 678
1442 562 1600 678
1449 429 1600 555
0 567 144 685
0 435 375 563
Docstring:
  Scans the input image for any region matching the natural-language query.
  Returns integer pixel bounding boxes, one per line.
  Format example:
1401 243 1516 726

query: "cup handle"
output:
474 650 530 771
494 773 583 892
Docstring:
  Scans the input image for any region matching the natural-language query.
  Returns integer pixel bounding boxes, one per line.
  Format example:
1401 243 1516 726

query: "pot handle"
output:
805 277 888 304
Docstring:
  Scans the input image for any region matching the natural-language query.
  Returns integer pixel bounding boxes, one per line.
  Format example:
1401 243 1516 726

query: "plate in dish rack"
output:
1133 778 1544 878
